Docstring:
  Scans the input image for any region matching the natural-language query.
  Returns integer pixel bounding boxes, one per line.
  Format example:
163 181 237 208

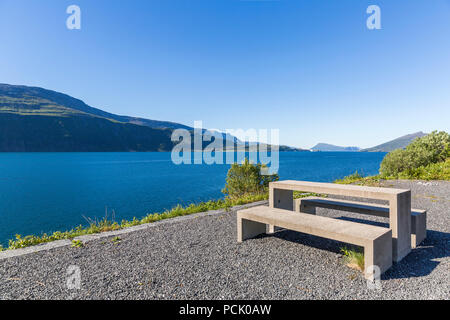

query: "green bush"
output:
222 158 279 199
380 131 450 178
397 158 450 180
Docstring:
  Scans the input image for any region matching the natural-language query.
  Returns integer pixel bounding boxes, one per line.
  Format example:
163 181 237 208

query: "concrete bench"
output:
237 205 392 280
294 197 426 248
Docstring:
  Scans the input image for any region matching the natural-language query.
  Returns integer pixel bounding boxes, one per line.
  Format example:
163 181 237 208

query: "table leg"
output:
268 187 293 234
389 191 412 262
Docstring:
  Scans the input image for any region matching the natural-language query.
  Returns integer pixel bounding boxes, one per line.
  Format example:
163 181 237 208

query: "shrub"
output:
380 131 450 178
222 158 279 199
397 158 450 180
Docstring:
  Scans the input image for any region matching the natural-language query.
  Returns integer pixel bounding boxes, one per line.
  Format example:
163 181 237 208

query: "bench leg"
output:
364 230 392 281
294 199 316 215
237 218 267 242
411 211 427 248
267 224 276 234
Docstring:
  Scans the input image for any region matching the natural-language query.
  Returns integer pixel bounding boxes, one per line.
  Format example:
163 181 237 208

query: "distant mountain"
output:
223 142 307 152
361 132 427 152
0 84 300 152
310 143 360 152
278 145 309 152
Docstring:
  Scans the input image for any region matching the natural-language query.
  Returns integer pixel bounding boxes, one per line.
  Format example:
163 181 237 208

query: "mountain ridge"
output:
360 132 427 152
0 83 193 130
310 143 360 152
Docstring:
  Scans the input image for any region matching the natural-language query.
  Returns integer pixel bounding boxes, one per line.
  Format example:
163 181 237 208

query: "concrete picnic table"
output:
268 180 412 262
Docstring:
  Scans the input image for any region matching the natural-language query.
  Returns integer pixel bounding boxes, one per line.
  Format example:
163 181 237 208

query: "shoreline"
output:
0 200 268 258
2 176 448 253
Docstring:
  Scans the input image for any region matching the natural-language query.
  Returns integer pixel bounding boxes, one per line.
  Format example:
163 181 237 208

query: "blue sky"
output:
0 0 449 148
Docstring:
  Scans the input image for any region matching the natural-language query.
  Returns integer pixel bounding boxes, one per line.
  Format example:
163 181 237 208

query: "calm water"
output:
0 152 386 245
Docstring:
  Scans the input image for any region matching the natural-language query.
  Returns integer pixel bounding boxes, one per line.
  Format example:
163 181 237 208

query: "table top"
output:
270 180 410 200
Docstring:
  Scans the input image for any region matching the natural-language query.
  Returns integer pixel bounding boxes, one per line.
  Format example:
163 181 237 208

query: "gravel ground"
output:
0 180 448 300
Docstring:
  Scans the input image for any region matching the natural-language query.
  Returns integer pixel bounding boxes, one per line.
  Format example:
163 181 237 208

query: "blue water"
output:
0 152 386 245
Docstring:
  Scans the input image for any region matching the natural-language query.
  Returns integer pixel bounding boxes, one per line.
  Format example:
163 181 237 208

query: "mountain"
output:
0 83 180 151
224 142 307 152
0 84 246 146
0 83 192 130
0 84 302 152
360 132 427 152
310 143 360 152
0 112 176 152
278 145 309 152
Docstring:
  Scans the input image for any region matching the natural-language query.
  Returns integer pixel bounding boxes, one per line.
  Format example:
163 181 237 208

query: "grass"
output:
293 191 327 199
111 236 121 244
340 246 365 271
71 240 84 248
1 193 268 251
335 159 450 187
334 170 383 186
0 95 85 117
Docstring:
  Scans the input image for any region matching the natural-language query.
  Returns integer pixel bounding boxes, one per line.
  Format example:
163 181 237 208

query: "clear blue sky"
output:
1 0 449 148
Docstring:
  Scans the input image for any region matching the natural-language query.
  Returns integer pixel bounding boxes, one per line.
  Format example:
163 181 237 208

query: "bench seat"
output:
237 206 392 280
294 197 427 248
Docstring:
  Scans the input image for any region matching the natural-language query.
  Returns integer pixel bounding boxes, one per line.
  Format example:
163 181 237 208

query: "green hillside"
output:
0 83 191 129
0 84 303 152
0 113 175 152
0 84 190 151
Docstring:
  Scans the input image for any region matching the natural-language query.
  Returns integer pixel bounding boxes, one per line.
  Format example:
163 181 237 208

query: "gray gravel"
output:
0 180 449 300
